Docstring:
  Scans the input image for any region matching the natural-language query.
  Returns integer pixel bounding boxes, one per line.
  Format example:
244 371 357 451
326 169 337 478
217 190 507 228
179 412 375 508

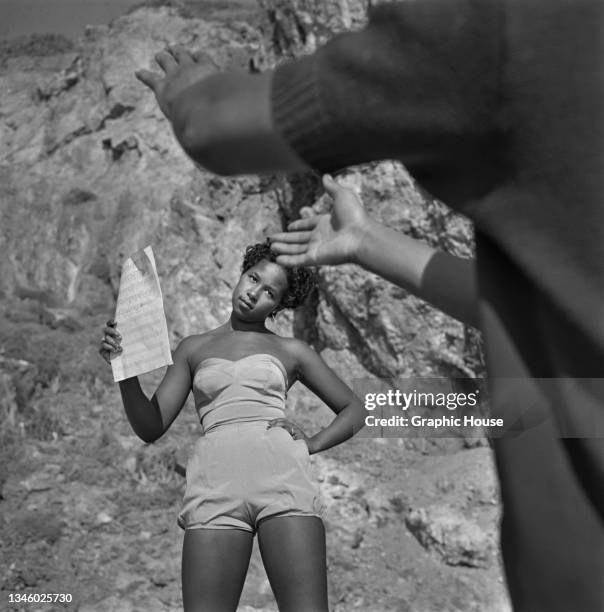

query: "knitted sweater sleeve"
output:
271 0 505 206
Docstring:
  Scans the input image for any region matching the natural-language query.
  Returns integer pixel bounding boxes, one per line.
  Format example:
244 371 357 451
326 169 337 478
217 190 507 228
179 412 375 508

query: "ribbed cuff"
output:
271 53 349 175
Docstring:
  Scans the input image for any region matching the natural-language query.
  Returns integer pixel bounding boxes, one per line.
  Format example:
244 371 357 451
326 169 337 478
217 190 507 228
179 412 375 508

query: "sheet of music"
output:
111 246 173 382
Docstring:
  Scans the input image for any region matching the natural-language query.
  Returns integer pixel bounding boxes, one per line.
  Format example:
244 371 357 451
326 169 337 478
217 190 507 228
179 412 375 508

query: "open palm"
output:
271 175 368 267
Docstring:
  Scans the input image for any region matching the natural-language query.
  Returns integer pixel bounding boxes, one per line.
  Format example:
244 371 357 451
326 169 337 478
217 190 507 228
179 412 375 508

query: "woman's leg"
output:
181 528 253 612
257 516 328 612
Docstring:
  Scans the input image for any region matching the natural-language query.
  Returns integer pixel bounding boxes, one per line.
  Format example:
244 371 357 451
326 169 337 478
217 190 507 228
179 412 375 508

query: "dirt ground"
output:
0 316 510 611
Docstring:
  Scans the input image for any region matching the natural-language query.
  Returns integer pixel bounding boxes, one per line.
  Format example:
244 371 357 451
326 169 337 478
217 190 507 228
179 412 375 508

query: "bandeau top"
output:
192 353 289 434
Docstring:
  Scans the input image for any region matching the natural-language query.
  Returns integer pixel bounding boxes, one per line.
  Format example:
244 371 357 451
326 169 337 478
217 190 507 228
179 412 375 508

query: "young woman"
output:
99 240 366 612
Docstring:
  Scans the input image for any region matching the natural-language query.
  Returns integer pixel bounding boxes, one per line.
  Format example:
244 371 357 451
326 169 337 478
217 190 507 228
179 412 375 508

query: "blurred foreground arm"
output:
136 2 500 200
271 175 479 328
136 46 307 175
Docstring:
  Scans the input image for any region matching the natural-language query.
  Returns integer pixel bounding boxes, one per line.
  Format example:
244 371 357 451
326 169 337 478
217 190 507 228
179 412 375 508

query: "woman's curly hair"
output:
241 239 316 314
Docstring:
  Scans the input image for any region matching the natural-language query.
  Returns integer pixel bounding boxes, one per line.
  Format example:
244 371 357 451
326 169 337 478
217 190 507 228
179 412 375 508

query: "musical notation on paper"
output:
111 246 173 382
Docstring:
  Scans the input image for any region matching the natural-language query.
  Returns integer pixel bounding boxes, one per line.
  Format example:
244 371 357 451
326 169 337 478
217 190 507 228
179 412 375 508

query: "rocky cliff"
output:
0 2 508 611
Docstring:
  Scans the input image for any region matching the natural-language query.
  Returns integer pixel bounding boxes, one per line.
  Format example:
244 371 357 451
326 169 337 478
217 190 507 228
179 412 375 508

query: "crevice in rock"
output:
270 171 323 345
62 189 98 207
45 126 93 156
42 103 135 158
293 283 320 347
322 289 397 378
101 136 141 162
98 103 136 130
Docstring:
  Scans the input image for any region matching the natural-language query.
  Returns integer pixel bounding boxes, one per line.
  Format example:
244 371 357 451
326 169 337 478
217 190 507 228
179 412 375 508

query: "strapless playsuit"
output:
177 353 322 533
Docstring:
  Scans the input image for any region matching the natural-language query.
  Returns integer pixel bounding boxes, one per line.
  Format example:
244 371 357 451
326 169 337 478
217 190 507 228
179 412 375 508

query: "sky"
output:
0 0 168 40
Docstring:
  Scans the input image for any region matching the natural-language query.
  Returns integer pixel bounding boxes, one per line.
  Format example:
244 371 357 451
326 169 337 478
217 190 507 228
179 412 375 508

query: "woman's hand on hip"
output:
267 419 314 452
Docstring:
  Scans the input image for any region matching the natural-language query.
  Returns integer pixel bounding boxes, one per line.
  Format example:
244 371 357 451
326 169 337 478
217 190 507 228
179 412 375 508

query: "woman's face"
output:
232 259 289 321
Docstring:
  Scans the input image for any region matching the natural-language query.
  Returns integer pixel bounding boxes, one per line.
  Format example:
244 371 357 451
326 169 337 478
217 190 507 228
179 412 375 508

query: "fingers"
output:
155 49 180 72
271 242 309 256
266 418 289 429
102 331 121 348
135 45 188 91
135 69 163 92
274 254 312 267
103 323 121 339
266 419 297 435
299 206 314 219
100 339 120 353
323 173 356 199
286 217 320 232
270 230 313 244
322 173 339 198
101 335 122 352
154 45 199 73
100 319 122 355
136 45 212 93
192 49 219 68
167 44 195 65
98 335 121 364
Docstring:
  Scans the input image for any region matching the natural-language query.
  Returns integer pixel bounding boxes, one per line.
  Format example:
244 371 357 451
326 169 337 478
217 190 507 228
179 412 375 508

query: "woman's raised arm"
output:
101 323 194 443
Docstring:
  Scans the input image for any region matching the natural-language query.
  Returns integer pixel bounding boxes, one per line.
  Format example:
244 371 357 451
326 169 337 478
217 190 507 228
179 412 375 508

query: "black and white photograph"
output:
1 1 602 611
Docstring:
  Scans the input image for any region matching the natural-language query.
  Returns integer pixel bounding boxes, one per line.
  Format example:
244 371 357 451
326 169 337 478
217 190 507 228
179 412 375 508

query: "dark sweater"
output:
272 0 604 363
272 2 604 611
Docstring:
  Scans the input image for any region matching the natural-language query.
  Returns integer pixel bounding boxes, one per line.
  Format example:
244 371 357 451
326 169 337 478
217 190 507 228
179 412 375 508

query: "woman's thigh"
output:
257 515 328 612
182 528 253 612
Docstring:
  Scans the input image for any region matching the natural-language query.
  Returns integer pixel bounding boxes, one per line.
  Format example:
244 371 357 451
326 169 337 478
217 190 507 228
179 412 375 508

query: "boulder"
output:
405 504 496 568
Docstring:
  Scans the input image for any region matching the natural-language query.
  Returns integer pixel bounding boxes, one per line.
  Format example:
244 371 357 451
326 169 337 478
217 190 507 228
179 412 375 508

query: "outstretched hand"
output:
270 175 369 267
135 45 217 119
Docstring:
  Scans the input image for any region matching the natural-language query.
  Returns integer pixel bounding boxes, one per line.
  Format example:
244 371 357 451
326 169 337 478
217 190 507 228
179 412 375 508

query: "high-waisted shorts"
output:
177 422 323 533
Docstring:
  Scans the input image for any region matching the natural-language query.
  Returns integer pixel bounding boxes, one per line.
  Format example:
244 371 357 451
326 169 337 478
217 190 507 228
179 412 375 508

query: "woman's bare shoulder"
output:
175 328 222 357
278 336 316 364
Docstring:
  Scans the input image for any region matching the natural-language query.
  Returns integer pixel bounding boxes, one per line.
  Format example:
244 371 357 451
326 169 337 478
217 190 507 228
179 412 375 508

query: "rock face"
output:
0 3 505 611
0 1 481 380
0 7 278 338
405 505 495 568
